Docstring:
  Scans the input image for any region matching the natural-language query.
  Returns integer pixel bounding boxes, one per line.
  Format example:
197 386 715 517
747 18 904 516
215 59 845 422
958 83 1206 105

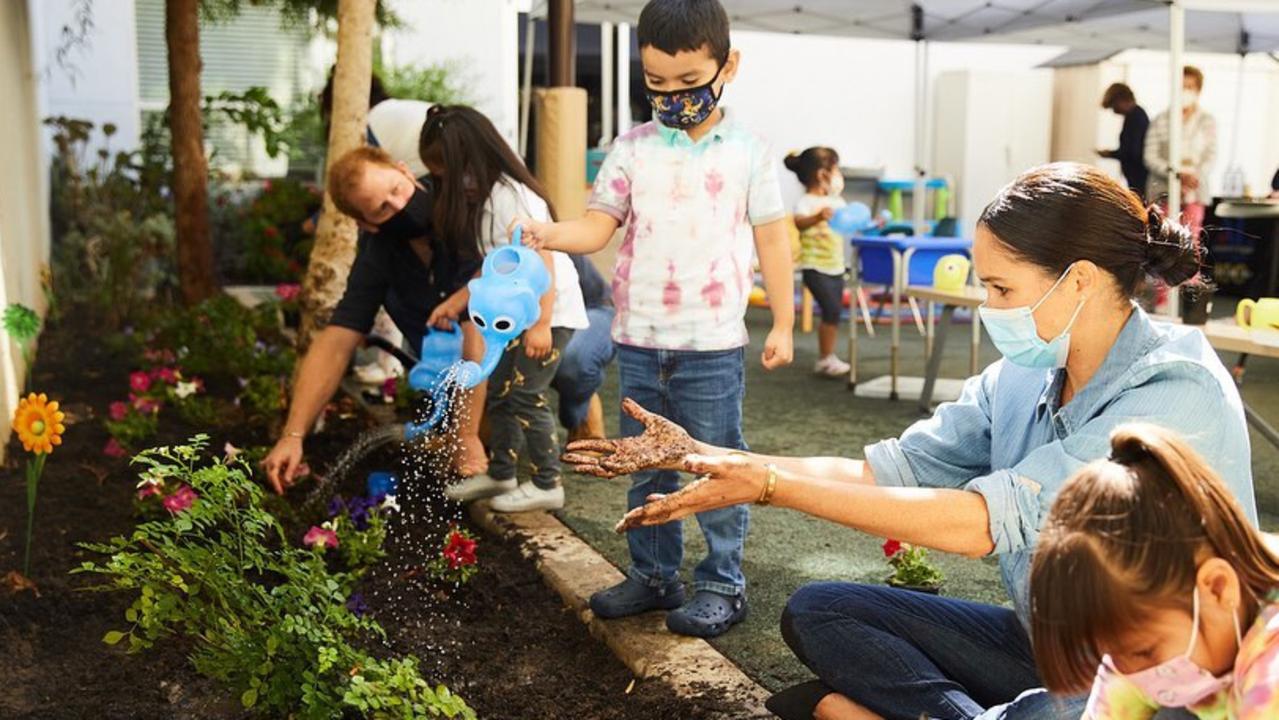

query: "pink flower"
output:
150 367 178 385
137 482 163 500
129 371 152 393
162 485 198 514
274 283 301 302
108 401 129 421
303 526 338 550
103 438 126 458
131 395 161 415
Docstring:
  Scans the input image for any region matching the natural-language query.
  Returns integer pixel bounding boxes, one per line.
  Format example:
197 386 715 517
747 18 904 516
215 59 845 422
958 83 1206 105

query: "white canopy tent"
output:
541 0 1279 309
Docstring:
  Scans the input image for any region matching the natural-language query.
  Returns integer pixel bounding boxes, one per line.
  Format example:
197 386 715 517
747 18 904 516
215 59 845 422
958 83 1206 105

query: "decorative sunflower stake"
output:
13 392 65 575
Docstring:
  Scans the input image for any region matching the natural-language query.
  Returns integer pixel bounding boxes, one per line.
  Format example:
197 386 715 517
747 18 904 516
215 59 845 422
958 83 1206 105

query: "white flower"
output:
174 381 199 399
380 494 400 514
223 442 240 461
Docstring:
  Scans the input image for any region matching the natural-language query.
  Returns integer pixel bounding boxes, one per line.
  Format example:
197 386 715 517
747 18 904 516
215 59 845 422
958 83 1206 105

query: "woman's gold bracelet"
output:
757 463 778 506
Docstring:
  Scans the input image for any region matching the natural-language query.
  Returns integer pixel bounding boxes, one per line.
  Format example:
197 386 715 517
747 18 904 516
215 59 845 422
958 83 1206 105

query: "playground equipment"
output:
403 226 551 440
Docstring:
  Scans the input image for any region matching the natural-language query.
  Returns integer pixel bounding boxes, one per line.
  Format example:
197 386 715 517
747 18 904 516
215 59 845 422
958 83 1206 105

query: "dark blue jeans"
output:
618 344 749 596
552 306 616 430
782 582 1087 720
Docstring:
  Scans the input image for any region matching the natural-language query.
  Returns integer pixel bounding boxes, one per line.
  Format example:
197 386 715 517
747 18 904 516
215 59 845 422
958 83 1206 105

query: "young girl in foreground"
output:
1031 423 1279 719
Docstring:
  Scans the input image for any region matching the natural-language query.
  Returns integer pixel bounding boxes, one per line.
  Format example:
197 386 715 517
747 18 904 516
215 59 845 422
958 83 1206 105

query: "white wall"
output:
2 0 54 461
725 31 1063 210
29 0 142 155
1059 49 1279 197
382 0 521 147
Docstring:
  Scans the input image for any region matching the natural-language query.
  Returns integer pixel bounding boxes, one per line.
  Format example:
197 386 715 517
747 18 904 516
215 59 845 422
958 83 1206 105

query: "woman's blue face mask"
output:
978 264 1087 369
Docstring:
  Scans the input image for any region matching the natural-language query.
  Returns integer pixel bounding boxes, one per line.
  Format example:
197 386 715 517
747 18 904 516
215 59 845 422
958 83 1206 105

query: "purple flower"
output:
326 495 347 518
345 592 369 618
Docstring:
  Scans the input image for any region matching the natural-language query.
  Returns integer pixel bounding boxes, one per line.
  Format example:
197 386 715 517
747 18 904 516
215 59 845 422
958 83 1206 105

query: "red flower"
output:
131 395 161 415
882 539 903 558
442 531 477 569
137 482 163 500
274 283 301 302
264 226 280 239
129 371 152 393
108 401 129 421
381 377 397 398
103 438 126 458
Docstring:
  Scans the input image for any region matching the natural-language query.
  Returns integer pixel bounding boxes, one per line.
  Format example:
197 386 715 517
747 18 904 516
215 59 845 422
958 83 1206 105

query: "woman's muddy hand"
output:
561 398 698 478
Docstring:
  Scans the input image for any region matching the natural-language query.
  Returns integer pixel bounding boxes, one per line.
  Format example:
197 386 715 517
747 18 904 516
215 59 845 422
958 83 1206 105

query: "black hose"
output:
363 334 418 368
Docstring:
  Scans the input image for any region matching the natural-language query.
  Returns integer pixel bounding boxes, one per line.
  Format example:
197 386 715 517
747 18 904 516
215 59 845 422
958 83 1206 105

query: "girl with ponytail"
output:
1032 424 1279 718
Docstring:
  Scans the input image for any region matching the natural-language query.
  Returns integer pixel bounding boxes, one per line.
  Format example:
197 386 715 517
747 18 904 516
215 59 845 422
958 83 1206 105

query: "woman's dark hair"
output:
637 0 731 65
783 147 840 187
978 162 1202 298
1031 423 1279 693
418 105 556 260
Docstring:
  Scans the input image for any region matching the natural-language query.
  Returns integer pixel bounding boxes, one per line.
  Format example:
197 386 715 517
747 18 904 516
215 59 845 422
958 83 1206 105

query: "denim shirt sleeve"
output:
968 362 1233 556
865 368 996 489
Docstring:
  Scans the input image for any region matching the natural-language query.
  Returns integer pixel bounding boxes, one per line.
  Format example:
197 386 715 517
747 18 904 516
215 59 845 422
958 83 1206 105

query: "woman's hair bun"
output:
783 152 801 172
1142 204 1201 287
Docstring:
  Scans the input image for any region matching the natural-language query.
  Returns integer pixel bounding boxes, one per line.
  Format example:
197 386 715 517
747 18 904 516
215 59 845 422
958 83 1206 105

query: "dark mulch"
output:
0 318 734 719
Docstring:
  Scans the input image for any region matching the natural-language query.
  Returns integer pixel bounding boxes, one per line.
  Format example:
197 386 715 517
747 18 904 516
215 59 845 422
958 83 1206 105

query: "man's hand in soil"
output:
561 398 698 478
262 436 306 495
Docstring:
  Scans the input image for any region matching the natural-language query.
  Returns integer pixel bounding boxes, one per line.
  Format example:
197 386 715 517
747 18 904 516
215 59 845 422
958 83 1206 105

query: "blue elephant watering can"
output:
403 226 550 440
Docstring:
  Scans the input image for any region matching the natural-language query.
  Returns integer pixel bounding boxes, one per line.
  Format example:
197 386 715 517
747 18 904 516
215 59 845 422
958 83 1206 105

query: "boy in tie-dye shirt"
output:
515 0 793 638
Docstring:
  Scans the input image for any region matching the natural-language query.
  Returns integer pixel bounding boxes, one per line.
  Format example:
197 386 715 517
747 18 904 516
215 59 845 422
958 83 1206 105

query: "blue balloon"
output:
828 202 872 237
367 471 397 498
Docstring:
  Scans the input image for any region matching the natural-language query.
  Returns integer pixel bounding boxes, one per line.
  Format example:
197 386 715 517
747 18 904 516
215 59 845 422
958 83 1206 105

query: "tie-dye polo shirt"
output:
587 111 786 351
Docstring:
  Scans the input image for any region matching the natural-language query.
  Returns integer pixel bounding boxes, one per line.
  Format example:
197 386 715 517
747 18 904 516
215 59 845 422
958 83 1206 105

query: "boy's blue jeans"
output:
617 344 748 597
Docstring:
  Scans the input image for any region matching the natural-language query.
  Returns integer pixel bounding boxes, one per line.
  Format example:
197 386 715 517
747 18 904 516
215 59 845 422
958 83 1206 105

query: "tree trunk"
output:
165 0 217 304
296 0 376 354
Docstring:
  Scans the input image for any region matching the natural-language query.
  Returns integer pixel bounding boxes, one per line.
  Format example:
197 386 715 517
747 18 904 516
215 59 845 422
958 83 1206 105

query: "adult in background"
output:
1098 82 1149 198
1144 65 1217 236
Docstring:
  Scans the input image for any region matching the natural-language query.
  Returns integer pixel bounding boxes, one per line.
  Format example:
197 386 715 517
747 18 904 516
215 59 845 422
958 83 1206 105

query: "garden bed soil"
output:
0 319 735 719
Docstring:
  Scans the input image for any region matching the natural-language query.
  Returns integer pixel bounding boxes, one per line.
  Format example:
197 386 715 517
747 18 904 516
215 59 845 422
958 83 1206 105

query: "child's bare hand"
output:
819 207 835 221
562 398 698 478
523 324 553 359
507 217 552 250
427 290 468 330
761 326 794 370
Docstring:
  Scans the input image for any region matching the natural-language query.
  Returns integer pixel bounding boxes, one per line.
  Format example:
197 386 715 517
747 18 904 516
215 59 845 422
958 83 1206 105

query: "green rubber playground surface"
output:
552 307 1279 691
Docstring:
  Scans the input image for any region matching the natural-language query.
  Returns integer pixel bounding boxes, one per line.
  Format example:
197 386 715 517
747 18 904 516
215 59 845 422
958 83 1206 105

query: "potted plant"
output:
882 539 943 594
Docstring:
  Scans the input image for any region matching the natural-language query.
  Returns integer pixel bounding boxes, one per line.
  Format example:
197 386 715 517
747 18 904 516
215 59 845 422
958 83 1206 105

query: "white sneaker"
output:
813 356 833 375
353 363 392 385
444 474 517 502
489 481 565 513
820 355 851 377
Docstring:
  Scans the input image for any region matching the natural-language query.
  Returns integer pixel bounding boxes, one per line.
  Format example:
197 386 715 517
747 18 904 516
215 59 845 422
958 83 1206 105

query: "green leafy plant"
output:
3 303 42 381
213 178 319 284
148 294 294 380
77 437 474 719
46 116 177 329
376 60 470 105
881 539 944 590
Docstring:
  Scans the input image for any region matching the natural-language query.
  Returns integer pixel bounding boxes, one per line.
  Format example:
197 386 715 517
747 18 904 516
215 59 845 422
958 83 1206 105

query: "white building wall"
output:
29 0 142 155
382 0 521 148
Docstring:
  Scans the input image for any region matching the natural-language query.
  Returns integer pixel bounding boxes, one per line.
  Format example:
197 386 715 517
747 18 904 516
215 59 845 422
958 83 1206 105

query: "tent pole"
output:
601 21 614 144
1167 0 1184 318
519 7 537 157
617 22 632 134
912 4 928 236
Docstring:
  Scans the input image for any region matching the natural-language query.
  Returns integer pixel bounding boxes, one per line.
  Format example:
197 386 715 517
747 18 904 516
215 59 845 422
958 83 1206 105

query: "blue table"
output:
846 235 974 399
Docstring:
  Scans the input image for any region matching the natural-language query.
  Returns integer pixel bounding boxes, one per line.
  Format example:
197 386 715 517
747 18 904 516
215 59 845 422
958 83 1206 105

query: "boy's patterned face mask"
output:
645 64 724 129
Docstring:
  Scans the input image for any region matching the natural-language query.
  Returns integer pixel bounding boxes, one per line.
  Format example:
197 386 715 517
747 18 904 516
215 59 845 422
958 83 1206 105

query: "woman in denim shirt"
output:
565 163 1258 720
